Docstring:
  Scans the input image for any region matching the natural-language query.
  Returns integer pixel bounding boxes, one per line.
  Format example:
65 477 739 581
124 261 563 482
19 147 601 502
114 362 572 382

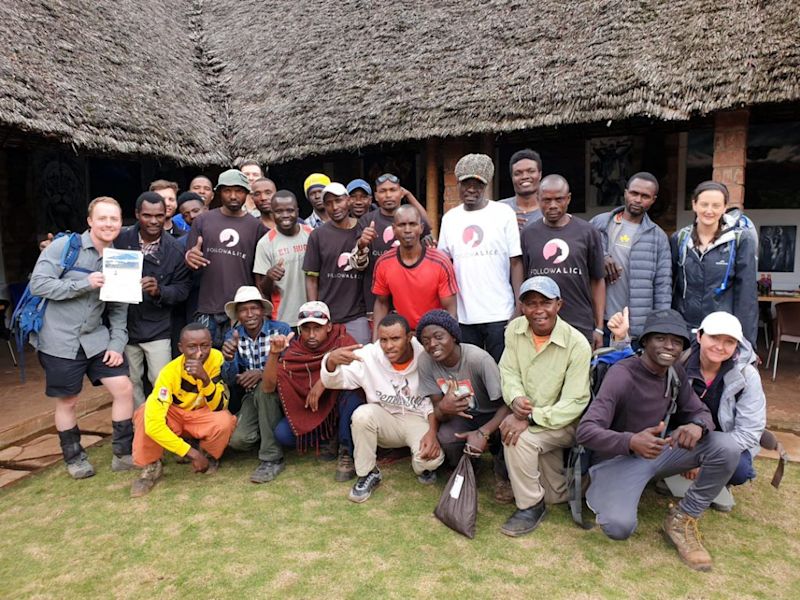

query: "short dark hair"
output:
509 149 542 174
135 191 166 212
180 322 210 340
253 177 275 186
377 313 411 334
273 189 297 204
627 172 660 194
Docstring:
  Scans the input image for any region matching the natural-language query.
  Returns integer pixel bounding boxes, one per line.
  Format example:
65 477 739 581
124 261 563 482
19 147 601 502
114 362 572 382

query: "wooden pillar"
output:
712 109 749 209
480 133 495 200
425 139 439 238
443 138 467 213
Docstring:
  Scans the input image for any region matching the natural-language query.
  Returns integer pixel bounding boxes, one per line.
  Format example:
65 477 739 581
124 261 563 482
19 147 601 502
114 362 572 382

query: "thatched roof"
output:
1 1 798 165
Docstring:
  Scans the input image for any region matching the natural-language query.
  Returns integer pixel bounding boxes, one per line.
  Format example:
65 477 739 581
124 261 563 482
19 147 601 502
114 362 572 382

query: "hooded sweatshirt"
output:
320 337 433 418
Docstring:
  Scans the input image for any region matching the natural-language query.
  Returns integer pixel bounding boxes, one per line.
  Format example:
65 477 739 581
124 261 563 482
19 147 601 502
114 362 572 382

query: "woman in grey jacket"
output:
671 181 758 347
684 311 766 486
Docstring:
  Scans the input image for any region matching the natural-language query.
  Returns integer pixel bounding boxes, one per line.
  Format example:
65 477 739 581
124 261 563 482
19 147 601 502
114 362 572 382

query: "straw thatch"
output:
0 0 227 165
1 1 799 165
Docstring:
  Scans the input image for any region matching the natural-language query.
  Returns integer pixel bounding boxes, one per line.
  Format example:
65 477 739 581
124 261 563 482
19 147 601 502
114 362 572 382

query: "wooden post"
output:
712 109 749 209
425 138 439 238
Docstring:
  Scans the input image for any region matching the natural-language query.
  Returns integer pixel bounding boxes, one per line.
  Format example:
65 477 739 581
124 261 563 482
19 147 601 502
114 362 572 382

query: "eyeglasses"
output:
375 173 399 185
299 310 328 319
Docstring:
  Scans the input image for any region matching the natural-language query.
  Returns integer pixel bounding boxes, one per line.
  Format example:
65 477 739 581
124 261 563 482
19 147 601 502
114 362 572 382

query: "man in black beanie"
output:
415 309 513 503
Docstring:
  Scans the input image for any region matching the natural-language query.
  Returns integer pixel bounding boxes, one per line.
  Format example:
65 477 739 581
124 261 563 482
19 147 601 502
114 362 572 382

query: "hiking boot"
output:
320 437 339 462
417 469 437 485
494 476 515 504
500 499 546 537
250 459 285 484
130 461 163 497
349 468 382 503
111 454 135 472
663 505 713 571
204 454 220 475
65 454 95 480
335 449 356 482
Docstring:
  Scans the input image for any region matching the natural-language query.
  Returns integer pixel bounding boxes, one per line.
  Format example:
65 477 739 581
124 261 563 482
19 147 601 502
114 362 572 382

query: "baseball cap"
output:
698 311 744 343
321 182 348 199
347 179 372 196
454 153 495 184
303 173 331 196
640 309 690 348
215 169 251 192
519 276 561 300
297 301 331 326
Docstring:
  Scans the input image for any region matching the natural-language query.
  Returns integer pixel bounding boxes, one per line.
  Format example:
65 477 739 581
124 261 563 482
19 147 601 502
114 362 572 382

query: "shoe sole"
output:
335 470 356 482
250 464 285 484
68 470 95 480
500 509 547 538
348 481 380 503
661 530 713 572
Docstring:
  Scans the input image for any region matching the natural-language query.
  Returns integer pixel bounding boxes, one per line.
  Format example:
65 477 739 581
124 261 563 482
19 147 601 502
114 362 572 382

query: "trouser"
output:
730 450 756 485
273 390 364 455
58 419 133 463
586 431 740 540
437 412 508 479
132 405 236 466
460 321 506 363
503 423 576 509
228 388 284 462
344 316 371 345
194 312 230 349
125 339 172 408
351 404 445 476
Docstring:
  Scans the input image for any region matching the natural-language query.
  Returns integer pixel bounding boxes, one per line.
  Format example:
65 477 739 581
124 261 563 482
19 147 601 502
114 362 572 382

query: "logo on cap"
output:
543 238 569 264
220 228 240 248
462 225 484 248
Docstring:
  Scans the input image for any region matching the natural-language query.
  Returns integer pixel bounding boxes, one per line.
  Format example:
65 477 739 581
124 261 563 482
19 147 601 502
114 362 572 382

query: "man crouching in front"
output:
321 314 445 503
130 323 237 497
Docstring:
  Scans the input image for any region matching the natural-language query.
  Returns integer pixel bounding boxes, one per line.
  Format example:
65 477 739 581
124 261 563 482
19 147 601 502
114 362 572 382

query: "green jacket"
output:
500 315 591 431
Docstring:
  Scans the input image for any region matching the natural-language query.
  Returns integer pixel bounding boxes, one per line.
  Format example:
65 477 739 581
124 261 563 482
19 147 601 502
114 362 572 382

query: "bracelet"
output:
477 428 490 441
594 328 604 335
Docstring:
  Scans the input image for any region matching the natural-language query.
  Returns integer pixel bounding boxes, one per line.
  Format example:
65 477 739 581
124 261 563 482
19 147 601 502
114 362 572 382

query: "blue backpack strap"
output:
713 230 740 297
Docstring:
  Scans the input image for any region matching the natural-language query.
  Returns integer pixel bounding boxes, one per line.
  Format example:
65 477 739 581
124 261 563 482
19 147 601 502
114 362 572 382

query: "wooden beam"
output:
425 138 439 238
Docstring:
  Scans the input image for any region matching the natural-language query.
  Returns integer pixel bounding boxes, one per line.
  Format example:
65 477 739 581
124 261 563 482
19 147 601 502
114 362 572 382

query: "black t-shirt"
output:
302 222 366 323
186 209 267 314
521 216 604 340
357 208 431 312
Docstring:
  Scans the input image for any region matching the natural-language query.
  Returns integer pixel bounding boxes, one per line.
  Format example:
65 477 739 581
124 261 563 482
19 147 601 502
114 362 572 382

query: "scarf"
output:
276 324 356 452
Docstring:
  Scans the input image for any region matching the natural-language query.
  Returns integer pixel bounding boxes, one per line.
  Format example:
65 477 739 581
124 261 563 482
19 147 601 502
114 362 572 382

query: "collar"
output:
510 315 569 348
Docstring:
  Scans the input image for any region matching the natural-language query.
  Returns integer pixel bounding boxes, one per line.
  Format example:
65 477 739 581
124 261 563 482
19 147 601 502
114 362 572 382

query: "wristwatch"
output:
688 419 709 438
527 412 537 426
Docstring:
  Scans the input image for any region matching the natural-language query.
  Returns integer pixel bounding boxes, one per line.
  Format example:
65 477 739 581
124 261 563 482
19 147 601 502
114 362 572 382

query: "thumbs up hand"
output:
630 421 671 459
268 257 286 281
185 235 210 270
607 306 630 342
358 220 377 250
221 329 240 361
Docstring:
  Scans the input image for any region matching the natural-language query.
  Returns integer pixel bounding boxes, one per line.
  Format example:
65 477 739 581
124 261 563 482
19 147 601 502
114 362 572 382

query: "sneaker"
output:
130 461 163 497
494 476 515 504
250 459 285 484
417 469 437 485
66 454 95 480
500 499 547 537
335 449 356 482
348 468 382 503
663 505 713 571
111 454 135 472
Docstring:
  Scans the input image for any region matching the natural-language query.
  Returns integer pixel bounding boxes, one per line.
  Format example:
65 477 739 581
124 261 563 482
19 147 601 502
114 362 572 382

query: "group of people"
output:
27 150 766 572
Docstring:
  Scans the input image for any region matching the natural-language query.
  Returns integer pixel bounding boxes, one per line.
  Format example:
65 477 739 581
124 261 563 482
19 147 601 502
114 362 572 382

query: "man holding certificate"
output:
29 196 135 480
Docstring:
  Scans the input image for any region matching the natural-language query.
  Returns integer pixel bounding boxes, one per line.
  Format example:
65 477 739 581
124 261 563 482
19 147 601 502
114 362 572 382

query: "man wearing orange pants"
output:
130 323 236 497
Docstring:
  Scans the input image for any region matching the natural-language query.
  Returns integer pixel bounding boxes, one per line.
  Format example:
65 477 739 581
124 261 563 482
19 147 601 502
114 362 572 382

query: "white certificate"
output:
100 249 143 304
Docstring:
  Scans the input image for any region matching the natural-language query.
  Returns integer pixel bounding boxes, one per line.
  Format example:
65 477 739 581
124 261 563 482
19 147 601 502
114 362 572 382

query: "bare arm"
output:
510 256 524 313
305 273 319 302
591 277 606 331
260 350 280 393
372 295 391 341
440 294 457 320
402 189 430 226
255 273 274 298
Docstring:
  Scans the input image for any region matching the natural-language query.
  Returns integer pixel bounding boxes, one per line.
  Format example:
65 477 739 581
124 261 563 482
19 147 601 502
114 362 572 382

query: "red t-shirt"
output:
372 246 458 329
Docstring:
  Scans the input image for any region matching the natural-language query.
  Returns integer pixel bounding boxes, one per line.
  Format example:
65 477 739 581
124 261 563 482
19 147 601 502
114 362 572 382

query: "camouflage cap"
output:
454 153 495 185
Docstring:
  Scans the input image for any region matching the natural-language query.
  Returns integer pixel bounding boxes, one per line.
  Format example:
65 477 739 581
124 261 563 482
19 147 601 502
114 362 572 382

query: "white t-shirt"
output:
437 201 521 324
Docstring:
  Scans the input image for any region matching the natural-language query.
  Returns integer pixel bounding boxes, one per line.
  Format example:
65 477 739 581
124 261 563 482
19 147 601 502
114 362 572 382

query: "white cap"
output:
321 182 348 198
698 311 743 343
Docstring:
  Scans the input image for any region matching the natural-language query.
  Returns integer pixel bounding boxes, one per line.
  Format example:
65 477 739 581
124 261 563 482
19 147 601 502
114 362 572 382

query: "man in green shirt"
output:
498 276 591 537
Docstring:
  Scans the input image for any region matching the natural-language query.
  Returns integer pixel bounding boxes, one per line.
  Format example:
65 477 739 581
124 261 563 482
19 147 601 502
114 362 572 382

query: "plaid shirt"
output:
237 329 270 372
138 233 161 256
220 320 292 388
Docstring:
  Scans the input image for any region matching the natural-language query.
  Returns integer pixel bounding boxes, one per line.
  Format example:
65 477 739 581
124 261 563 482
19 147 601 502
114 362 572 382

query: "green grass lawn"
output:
1 443 798 599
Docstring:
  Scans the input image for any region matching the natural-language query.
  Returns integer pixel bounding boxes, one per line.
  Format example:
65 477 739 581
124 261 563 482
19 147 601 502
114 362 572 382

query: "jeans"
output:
730 450 756 486
193 312 231 349
460 320 507 363
437 412 508 479
274 390 363 455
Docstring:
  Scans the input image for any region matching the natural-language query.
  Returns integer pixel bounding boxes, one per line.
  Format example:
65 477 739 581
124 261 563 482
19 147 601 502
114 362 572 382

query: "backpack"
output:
566 348 680 528
10 232 92 381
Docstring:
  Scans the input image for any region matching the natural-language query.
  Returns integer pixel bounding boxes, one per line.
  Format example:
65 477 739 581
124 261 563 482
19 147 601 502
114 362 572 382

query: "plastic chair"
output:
766 303 800 381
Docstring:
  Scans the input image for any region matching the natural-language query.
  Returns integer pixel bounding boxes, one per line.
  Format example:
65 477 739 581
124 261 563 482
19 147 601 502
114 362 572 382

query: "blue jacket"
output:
670 225 758 346
220 319 291 388
590 208 672 337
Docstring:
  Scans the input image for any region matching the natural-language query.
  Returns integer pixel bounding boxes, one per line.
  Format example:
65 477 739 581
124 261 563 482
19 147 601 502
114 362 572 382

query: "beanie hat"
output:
303 173 331 196
177 191 204 208
416 309 462 344
454 153 495 184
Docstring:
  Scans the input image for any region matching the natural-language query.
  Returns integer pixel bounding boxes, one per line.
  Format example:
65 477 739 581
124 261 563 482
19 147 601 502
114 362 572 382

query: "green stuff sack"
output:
434 453 477 539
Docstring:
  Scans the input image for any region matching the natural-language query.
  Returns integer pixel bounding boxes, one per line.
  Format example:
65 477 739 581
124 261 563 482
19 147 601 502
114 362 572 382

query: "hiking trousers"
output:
228 388 284 462
586 431 740 540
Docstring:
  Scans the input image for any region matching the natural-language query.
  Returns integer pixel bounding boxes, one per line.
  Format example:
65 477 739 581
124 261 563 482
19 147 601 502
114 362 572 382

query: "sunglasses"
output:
375 173 399 185
299 310 328 320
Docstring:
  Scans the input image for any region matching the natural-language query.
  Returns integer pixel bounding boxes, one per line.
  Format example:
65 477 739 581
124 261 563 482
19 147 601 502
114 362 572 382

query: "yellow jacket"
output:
143 349 229 456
